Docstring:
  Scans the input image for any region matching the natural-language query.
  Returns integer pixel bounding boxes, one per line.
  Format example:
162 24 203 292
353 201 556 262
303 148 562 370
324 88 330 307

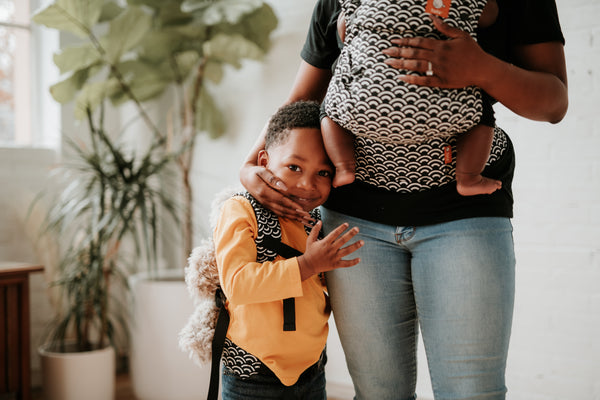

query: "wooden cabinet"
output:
0 263 44 400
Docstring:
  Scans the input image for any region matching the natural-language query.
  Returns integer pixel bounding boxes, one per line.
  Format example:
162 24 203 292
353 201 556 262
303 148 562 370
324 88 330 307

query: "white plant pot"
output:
39 343 115 400
129 269 213 400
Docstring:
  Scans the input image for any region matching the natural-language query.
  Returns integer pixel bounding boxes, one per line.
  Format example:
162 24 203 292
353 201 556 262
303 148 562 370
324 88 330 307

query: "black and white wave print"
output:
325 0 488 145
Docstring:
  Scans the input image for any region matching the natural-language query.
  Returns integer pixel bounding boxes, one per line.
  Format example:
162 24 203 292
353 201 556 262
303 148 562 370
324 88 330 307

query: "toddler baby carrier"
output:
324 0 488 145
179 190 321 400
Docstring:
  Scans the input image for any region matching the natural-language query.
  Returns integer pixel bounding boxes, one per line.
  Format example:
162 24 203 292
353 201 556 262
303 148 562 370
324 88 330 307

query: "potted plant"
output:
34 0 278 261
32 0 278 398
35 103 178 400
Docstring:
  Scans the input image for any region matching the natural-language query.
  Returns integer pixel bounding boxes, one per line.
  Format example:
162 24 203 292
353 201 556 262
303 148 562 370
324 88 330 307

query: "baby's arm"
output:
297 221 363 281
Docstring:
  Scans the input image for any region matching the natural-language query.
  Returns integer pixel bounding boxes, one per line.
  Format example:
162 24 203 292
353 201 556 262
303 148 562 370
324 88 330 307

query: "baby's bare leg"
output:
321 116 355 187
455 124 502 196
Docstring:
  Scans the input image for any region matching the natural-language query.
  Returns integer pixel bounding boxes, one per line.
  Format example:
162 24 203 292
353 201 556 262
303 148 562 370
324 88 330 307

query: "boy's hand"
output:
298 221 363 281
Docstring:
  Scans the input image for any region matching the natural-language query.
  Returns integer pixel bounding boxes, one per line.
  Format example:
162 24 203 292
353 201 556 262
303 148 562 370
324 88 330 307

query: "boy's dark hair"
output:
265 101 321 150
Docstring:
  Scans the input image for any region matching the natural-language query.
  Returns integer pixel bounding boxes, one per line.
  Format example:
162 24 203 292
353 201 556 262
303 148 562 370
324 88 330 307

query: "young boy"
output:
213 100 364 399
322 0 502 196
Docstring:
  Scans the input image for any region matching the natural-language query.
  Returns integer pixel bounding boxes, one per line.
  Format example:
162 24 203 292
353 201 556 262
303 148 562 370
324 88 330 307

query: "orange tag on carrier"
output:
426 0 452 18
443 145 453 164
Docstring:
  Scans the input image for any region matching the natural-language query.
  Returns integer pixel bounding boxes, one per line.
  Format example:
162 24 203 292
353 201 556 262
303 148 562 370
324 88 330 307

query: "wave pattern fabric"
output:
354 126 508 192
324 0 488 145
223 338 263 378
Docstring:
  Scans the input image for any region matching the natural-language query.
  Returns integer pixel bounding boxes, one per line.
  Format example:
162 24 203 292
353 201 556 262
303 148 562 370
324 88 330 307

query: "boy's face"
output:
259 127 333 212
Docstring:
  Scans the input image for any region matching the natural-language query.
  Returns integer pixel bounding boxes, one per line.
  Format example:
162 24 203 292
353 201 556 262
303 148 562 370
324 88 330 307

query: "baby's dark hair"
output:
265 101 321 150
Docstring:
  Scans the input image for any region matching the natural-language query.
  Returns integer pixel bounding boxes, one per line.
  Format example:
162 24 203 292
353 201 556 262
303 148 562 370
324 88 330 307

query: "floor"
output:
32 373 355 399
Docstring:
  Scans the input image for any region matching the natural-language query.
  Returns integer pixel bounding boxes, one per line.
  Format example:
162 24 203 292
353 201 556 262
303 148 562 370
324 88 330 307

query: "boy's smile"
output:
258 127 334 212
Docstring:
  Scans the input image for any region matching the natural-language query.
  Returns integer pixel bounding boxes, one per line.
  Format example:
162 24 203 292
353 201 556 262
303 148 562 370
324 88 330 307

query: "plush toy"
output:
178 187 241 365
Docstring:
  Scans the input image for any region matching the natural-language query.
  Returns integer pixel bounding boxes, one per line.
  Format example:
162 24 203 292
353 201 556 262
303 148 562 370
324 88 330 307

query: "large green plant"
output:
39 105 179 352
33 0 278 258
32 0 278 351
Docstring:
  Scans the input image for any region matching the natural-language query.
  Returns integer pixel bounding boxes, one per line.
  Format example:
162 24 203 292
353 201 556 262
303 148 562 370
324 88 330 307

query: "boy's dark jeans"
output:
221 353 327 400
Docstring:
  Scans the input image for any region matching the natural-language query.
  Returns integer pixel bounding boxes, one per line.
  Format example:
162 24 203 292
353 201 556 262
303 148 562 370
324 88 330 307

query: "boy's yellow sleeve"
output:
213 197 304 305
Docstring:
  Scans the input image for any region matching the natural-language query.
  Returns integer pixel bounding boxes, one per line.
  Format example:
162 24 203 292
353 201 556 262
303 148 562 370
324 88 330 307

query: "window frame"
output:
0 0 60 150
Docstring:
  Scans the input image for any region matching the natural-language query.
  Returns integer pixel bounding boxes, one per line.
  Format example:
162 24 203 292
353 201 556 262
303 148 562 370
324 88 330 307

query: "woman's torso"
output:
301 0 564 226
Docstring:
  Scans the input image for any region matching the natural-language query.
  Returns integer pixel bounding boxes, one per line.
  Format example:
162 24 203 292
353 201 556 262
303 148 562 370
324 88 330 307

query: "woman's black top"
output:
301 0 565 226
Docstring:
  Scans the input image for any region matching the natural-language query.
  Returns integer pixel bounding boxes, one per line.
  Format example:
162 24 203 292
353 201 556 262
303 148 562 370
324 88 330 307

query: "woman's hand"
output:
382 14 568 123
382 15 489 88
240 162 314 224
382 15 490 89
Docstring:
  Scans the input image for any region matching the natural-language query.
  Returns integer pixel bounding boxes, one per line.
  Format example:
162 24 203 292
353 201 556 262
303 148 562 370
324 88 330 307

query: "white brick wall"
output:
502 1 600 398
0 0 598 397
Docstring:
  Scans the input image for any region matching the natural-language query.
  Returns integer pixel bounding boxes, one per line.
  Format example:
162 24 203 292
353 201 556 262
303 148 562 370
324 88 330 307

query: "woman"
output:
240 0 568 399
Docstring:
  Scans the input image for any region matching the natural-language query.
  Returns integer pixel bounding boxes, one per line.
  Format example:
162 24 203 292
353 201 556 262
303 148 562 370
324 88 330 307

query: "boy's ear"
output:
257 150 269 167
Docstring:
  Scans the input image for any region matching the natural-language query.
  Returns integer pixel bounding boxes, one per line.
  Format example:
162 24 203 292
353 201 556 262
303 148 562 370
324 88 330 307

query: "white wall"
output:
188 1 600 399
0 0 598 398
501 1 600 398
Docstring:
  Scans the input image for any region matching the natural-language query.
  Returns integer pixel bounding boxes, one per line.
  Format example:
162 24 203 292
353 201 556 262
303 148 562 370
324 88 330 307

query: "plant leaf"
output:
102 6 152 63
229 3 278 52
49 65 101 104
195 87 225 138
136 30 190 64
174 51 201 80
32 0 104 39
127 0 181 9
53 44 101 75
182 0 263 24
156 1 193 26
106 61 168 105
204 61 223 84
74 78 121 120
128 72 169 102
99 1 124 22
203 33 264 68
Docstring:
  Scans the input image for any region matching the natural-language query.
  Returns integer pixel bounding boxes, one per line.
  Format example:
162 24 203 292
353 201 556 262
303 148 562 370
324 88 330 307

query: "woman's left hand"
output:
382 15 490 89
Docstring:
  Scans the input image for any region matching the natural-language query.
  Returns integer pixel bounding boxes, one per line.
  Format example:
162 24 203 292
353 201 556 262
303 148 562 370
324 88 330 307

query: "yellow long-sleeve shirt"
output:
213 196 329 386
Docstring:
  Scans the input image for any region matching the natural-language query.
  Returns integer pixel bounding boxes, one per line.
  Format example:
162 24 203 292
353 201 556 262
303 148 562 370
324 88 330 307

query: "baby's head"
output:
260 101 333 212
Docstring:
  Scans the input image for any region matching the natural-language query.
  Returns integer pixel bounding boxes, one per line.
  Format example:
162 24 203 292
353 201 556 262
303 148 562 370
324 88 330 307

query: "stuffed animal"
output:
178 187 241 365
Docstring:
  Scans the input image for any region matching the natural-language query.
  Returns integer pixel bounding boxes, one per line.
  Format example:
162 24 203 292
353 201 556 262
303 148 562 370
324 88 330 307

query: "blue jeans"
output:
221 355 327 400
322 208 515 400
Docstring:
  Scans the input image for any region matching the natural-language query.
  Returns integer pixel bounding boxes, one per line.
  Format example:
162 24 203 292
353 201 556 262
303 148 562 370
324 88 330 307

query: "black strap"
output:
261 236 302 331
207 239 303 400
260 236 303 258
208 288 229 400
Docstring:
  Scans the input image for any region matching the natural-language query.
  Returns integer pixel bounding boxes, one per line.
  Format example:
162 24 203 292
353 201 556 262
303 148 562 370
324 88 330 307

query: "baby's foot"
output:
333 168 355 188
456 172 502 196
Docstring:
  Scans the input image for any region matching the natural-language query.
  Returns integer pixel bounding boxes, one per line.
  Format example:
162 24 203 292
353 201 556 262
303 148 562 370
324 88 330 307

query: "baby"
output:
322 0 502 196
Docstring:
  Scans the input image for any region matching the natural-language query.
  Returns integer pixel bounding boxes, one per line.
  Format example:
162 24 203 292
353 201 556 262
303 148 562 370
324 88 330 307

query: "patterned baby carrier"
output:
179 190 321 400
324 0 489 145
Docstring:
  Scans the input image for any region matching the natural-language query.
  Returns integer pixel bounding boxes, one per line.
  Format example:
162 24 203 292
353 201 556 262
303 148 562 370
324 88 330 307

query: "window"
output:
0 0 58 148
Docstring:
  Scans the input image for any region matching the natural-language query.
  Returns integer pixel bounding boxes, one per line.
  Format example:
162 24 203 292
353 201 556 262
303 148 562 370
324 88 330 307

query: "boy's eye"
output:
288 164 300 172
318 170 332 178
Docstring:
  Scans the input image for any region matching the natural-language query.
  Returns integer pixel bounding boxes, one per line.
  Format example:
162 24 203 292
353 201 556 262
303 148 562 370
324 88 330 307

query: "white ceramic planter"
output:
129 269 213 400
39 343 115 400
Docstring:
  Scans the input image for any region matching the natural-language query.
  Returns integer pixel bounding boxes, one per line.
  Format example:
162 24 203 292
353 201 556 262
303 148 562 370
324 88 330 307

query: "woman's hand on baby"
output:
298 221 363 281
383 15 490 89
241 164 314 225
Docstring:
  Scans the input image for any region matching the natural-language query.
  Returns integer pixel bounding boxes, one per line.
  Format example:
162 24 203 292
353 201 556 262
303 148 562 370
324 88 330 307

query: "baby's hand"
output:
298 221 363 281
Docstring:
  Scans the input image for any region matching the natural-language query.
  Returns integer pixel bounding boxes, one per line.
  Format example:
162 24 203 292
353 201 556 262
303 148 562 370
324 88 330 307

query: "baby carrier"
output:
324 0 488 145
